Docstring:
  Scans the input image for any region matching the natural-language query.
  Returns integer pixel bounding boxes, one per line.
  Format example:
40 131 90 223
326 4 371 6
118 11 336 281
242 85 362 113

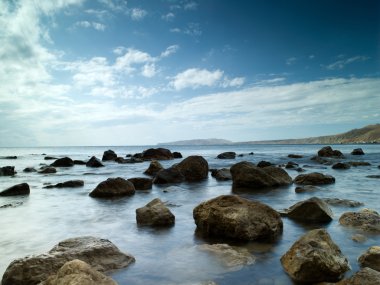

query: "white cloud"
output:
184 22 202 36
84 9 109 20
325 56 369 70
113 46 126 55
170 28 181 33
184 2 198 10
75 21 106 31
98 0 128 12
222 77 245 88
130 8 147 20
114 48 153 71
162 12 175 21
141 63 157 78
286 57 297 65
160 45 179 58
170 68 224 90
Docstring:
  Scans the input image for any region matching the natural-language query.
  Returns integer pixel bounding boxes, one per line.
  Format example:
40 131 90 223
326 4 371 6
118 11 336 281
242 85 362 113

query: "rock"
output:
136 198 175 226
142 148 173 160
23 167 37 172
295 185 320 193
280 228 350 283
1 236 135 285
38 167 57 174
249 152 254 155
322 198 364 207
174 155 209 182
257 161 273 168
216 152 236 159
294 172 335 185
73 160 86 165
128 177 153 190
318 146 344 158
89 177 135 198
197 244 255 269
0 201 23 209
50 157 74 167
115 157 143 164
332 162 351 169
310 155 334 165
281 197 333 222
351 148 365 155
0 166 16 176
348 161 371 167
230 161 292 189
44 180 84 189
367 175 380 179
288 154 303 158
193 195 283 241
337 267 380 285
1 156 17 159
237 154 244 157
42 259 117 285
86 156 104 167
351 234 367 243
285 161 298 169
102 149 117 161
339 209 380 233
173 151 183 158
211 168 232 181
0 183 30 196
153 167 185 184
358 246 380 272
44 156 58 160
144 160 164 176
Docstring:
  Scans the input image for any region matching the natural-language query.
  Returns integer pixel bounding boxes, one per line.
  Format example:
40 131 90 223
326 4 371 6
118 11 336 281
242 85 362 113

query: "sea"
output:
0 144 379 285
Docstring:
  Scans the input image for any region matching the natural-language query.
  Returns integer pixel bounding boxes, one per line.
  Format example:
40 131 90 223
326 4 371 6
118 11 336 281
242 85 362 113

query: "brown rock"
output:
153 167 185 184
211 168 232 181
0 183 30 196
282 197 333 222
332 162 351 169
339 209 380 233
174 155 209 182
142 148 173 160
0 166 16 176
102 150 117 161
44 180 84 189
318 146 344 158
89 177 135 198
288 154 303 158
294 172 335 185
86 156 104 168
337 267 380 285
128 177 152 190
144 160 164 176
216 152 236 159
358 246 380 272
51 157 74 167
38 167 57 174
351 148 365 155
136 198 175 226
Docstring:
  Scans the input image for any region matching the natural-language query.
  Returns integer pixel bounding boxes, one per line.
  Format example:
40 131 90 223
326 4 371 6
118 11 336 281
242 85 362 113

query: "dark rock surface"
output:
136 198 175 226
144 160 164 176
173 151 183 158
44 180 84 189
294 172 335 185
288 154 303 158
0 166 16 176
337 267 380 285
73 160 86 165
348 161 371 167
102 149 117 161
128 177 153 190
153 167 185 184
50 157 74 167
23 167 37 173
38 167 57 174
351 148 365 155
358 246 380 272
295 185 320 193
0 183 30 196
322 198 364 207
257 161 273 168
318 146 344 158
332 162 351 169
281 197 333 222
86 156 104 168
174 155 209 182
142 148 173 160
89 177 135 198
211 168 232 181
339 209 380 233
216 152 236 159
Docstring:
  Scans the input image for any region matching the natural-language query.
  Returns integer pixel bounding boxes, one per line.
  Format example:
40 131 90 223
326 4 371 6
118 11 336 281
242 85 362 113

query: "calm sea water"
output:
0 144 379 284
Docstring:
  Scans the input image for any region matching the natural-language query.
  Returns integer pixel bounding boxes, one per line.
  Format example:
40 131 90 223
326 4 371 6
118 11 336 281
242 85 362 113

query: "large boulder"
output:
294 172 335 185
50 157 74 167
216 152 236 159
358 246 380 272
318 146 344 158
44 180 84 189
142 148 173 160
86 156 104 168
211 168 232 181
281 197 333 222
0 183 30 196
339 209 380 233
102 150 117 161
1 236 135 285
193 195 283 241
153 168 185 184
136 198 175 226
230 161 292 189
144 160 164 176
280 228 350 283
42 259 117 285
174 155 209 182
351 148 365 155
128 177 152 190
89 177 135 198
0 166 16 176
337 267 380 285
173 151 183 158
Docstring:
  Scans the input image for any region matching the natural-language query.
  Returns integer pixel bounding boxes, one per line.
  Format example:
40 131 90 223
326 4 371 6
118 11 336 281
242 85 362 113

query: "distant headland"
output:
158 124 380 145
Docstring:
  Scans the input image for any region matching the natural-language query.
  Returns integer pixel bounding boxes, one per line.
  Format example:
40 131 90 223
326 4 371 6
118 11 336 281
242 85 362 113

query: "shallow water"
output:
0 144 379 284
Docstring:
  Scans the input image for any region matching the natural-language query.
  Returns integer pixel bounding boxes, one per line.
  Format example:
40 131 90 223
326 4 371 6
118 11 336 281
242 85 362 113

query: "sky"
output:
0 0 379 146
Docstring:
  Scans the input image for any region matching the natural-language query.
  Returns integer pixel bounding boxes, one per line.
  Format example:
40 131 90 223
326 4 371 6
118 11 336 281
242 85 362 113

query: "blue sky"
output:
0 0 379 146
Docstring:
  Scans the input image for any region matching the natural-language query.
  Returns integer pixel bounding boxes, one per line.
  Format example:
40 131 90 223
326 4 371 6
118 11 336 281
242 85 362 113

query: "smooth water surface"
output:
0 144 379 284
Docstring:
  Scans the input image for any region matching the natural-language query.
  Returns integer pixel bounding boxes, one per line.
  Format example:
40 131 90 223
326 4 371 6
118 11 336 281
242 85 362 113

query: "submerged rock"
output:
0 201 24 209
86 156 104 168
367 175 380 179
38 167 57 174
339 209 380 233
23 167 37 173
153 167 185 184
337 267 380 285
332 162 351 169
44 180 84 189
211 168 232 181
174 155 209 182
358 246 380 272
351 148 365 155
0 183 30 196
144 160 164 176
295 185 320 193
142 148 173 160
173 151 183 158
230 161 292 189
102 149 117 161
193 195 283 241
318 146 344 158
136 198 175 226
50 157 74 167
322 198 364 207
348 161 371 167
257 160 273 168
128 177 153 190
280 228 350 283
1 236 135 285
73 160 86 165
294 172 335 185
89 177 135 198
0 166 16 176
288 154 303 158
216 152 236 159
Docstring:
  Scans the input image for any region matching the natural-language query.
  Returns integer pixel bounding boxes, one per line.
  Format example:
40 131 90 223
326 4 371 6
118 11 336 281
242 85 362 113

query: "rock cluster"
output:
318 146 344 158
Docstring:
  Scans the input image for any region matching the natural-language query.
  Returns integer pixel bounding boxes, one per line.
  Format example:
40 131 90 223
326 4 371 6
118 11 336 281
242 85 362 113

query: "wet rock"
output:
144 160 164 176
318 146 344 158
288 154 303 158
174 155 209 182
73 160 86 165
0 166 16 176
358 246 380 272
142 148 173 160
295 185 320 193
38 167 57 174
50 157 74 167
173 151 183 158
332 162 351 170
285 161 298 169
211 168 232 181
42 259 117 285
0 183 30 196
153 167 185 184
1 236 135 285
280 228 350 283
1 156 17 159
237 154 244 157
249 152 254 155
128 177 153 190
23 167 37 172
198 244 255 269
337 267 380 285
86 156 104 168
257 161 273 168
216 152 236 159
322 198 364 207
281 197 333 222
366 175 380 179
44 180 84 189
193 195 283 241
348 161 371 167
102 149 117 161
230 161 292 189
294 172 335 185
136 198 175 226
0 201 23 209
351 148 365 155
339 209 380 233
351 234 367 243
115 157 143 164
89 177 135 198
44 156 58 160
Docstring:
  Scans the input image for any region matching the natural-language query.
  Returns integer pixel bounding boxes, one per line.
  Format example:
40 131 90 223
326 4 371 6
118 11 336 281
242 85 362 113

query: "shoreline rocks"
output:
358 246 380 272
211 168 232 181
44 180 84 189
136 198 175 226
339 209 380 233
294 172 335 185
318 146 344 158
128 177 153 190
0 183 30 196
281 197 333 222
351 148 365 155
89 177 135 198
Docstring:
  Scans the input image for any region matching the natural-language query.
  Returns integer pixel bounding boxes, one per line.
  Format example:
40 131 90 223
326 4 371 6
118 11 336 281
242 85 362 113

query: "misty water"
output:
0 144 379 284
